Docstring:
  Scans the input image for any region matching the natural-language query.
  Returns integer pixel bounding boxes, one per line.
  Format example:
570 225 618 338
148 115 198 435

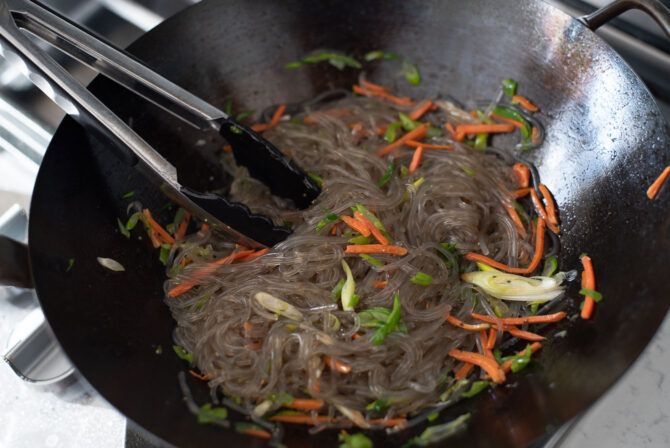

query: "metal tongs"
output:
0 0 321 248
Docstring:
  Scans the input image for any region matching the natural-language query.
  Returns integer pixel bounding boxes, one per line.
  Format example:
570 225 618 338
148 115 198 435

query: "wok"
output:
3 0 670 446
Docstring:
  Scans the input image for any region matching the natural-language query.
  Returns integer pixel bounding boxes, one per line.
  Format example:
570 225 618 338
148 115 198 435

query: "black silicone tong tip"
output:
180 187 292 247
219 118 321 209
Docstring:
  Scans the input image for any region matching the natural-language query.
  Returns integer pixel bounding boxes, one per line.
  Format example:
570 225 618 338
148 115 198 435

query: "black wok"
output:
8 0 670 446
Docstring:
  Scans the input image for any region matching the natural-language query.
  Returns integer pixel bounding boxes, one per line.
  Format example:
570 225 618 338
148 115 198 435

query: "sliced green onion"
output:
316 213 340 231
331 279 346 302
172 207 185 233
65 258 74 272
370 293 402 345
579 287 603 302
358 307 408 333
461 380 490 398
476 262 502 273
348 235 371 245
460 166 475 177
198 403 228 424
195 295 211 310
399 112 421 132
224 100 233 115
399 165 410 178
492 106 531 139
159 243 172 266
510 344 533 373
410 272 434 286
365 399 389 412
125 211 142 231
383 121 403 143
438 242 458 271
402 60 421 85
97 257 125 272
308 172 325 186
376 162 395 188
542 256 558 277
289 51 362 70
254 291 304 321
229 125 242 134
529 302 540 315
502 78 518 97
473 133 488 150
122 191 135 199
409 413 470 446
117 218 130 238
461 270 566 302
360 254 383 267
284 61 303 69
341 260 357 311
427 412 440 422
173 345 193 363
364 50 398 61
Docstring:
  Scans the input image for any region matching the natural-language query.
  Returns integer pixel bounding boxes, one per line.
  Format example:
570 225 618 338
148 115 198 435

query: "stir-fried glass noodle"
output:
162 81 569 433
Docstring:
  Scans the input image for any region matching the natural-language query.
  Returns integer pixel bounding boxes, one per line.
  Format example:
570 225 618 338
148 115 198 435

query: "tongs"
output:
0 0 321 248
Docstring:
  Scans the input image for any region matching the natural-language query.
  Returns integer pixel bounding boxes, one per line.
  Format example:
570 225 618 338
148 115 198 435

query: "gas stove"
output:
0 1 669 447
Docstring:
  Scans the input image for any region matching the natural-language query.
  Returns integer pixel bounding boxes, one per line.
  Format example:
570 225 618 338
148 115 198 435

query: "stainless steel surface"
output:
579 0 670 35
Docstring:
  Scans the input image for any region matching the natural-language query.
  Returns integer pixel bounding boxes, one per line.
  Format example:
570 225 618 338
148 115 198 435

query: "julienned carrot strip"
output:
251 123 269 132
512 95 539 112
372 280 388 288
250 104 286 133
168 248 255 297
324 356 352 374
143 209 176 244
491 113 524 129
377 124 428 156
353 211 388 245
505 326 545 342
486 327 497 350
470 311 566 326
242 429 271 439
444 123 462 141
445 315 491 331
456 123 515 135
538 184 559 227
531 126 539 143
409 101 434 121
353 85 413 106
512 187 532 199
513 163 530 188
454 362 474 379
479 330 495 360
243 321 252 332
189 370 213 381
236 248 270 263
341 215 371 237
175 212 191 240
360 79 391 94
284 399 325 410
269 414 334 424
148 228 162 248
499 342 543 374
352 333 361 339
647 166 670 199
465 217 545 274
406 140 453 150
200 223 210 232
448 349 506 384
530 188 560 234
580 255 596 320
370 418 407 427
223 144 232 153
349 123 364 132
503 200 527 237
344 244 407 255
408 146 424 173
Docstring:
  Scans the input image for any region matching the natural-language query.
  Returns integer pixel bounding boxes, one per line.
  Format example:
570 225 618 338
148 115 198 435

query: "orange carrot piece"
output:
349 123 364 132
200 223 210 232
512 187 532 199
445 315 491 331
360 79 391 94
512 95 539 112
236 248 270 263
499 342 542 374
175 212 191 240
490 113 525 129
353 211 388 245
341 215 371 237
242 429 271 439
344 244 407 255
503 200 527 237
372 280 388 288
444 122 461 141
647 166 670 199
352 333 361 340
530 188 560 234
269 414 334 424
486 328 497 350
223 144 232 153
505 326 546 342
409 101 434 121
406 140 453 150
408 146 424 173
465 218 545 274
284 399 325 410
143 209 176 244
455 123 515 135
189 370 213 381
377 124 428 156
539 184 559 228
580 255 597 320
470 311 566 326
448 349 506 384
370 418 407 427
479 330 495 360
353 85 413 106
454 362 474 379
513 163 530 188
531 126 539 143
148 228 162 248
268 104 286 128
251 123 269 132
324 356 352 374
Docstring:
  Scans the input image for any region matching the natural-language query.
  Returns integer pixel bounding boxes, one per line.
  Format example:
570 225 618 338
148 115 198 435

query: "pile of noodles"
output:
163 88 539 429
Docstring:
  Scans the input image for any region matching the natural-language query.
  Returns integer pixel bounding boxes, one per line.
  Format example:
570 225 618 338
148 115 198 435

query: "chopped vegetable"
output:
580 254 597 319
402 60 421 85
459 166 475 177
448 350 505 383
513 163 530 188
195 295 211 310
349 235 371 245
331 279 346 302
470 311 566 325
158 243 172 265
254 291 304 321
341 260 357 311
364 50 398 61
125 211 142 231
284 398 324 410
427 412 439 422
335 404 370 428
455 123 515 135
354 210 389 245
406 140 452 150
409 101 435 121
97 257 125 272
461 270 566 302
324 356 352 374
461 380 490 398
234 422 271 439
647 165 670 199
117 218 130 238
316 213 340 231
399 112 422 132
370 293 402 345
410 272 434 286
501 78 517 97
122 191 135 199
378 124 427 157
408 146 424 173
366 399 389 412
309 172 325 186
510 344 533 373
492 106 531 139
198 403 228 424
512 95 539 112
345 244 407 255
579 287 603 302
542 256 558 277
353 84 414 106
173 345 194 363
404 413 470 447
65 258 74 272
360 254 383 267
473 133 488 150
383 121 404 143
445 315 490 331
358 307 408 333
342 215 371 236
339 432 373 448
286 51 362 70
376 162 395 187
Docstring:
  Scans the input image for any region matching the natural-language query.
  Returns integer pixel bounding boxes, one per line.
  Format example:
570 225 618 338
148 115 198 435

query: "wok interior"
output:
28 0 670 446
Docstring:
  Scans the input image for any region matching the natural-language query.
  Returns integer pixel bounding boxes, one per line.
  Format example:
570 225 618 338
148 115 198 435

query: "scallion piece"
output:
65 258 74 272
340 260 357 311
399 112 421 132
308 172 325 186
410 272 434 286
370 293 402 345
316 213 340 231
365 399 389 412
348 235 371 245
355 203 392 244
195 295 211 310
338 433 373 448
331 279 346 302
502 78 518 97
117 218 130 238
579 287 603 302
173 345 194 363
402 60 421 85
460 380 490 398
235 110 254 121
376 162 395 188
360 254 383 267
122 191 135 199
473 133 488 150
510 344 533 373
492 106 531 139
460 166 475 177
198 403 228 424
542 256 558 277
159 243 172 265
383 121 403 143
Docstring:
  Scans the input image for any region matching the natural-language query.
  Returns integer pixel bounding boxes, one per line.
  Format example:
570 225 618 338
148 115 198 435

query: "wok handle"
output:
579 0 670 38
